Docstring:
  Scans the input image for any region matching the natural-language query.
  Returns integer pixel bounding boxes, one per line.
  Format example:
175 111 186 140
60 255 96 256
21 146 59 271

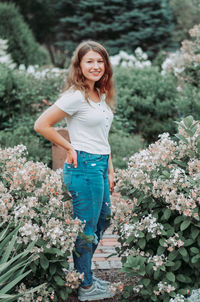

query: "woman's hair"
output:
63 40 115 108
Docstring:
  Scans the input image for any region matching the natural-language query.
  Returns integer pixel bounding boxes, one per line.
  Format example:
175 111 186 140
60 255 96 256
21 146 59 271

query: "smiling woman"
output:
34 40 116 301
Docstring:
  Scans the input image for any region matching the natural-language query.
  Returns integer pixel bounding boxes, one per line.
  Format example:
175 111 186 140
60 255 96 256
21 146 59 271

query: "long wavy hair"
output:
63 40 115 108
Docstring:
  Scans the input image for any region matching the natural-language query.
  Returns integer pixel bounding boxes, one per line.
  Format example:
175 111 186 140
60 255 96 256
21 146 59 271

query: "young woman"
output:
34 40 115 301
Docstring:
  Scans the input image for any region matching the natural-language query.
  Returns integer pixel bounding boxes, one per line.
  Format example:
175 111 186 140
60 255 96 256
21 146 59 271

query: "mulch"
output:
66 268 136 301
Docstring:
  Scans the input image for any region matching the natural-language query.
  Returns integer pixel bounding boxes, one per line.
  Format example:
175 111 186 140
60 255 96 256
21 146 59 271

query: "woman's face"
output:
80 50 105 85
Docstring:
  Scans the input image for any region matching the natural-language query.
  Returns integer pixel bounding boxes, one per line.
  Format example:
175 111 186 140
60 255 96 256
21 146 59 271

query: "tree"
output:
5 0 60 65
6 0 174 64
0 2 49 66
57 0 174 57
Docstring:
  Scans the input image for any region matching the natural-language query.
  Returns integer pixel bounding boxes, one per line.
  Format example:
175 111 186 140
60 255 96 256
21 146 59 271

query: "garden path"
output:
69 228 122 269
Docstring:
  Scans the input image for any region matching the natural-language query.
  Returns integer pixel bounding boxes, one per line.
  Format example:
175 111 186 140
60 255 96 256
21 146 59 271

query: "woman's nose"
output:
93 61 99 68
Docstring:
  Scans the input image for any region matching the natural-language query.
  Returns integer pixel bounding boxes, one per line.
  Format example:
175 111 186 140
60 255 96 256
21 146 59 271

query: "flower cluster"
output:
17 283 51 302
120 214 163 242
164 234 184 252
111 192 135 229
110 48 151 68
161 24 200 88
147 254 168 271
154 281 175 295
170 295 185 302
18 64 67 79
65 270 84 289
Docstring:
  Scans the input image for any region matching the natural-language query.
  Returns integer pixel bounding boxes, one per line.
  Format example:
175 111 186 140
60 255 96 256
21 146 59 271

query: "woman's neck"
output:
85 80 95 92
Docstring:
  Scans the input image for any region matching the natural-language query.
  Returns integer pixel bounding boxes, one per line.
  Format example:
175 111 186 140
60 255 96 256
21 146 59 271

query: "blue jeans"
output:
63 150 111 287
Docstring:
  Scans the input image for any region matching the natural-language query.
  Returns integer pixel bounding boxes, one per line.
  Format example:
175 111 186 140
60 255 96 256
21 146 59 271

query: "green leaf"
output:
43 247 63 256
159 239 165 247
163 209 171 220
142 278 151 287
190 247 199 254
175 134 188 144
60 289 68 300
0 269 32 294
165 261 175 267
126 234 135 244
138 238 146 249
184 239 194 246
171 260 181 271
40 254 49 270
154 269 161 280
166 272 175 282
174 216 183 225
61 260 69 269
157 246 165 255
54 275 65 286
180 220 191 231
183 116 194 128
191 227 200 240
179 247 188 257
168 250 178 261
191 254 200 264
49 264 57 276
176 274 186 282
197 142 200 154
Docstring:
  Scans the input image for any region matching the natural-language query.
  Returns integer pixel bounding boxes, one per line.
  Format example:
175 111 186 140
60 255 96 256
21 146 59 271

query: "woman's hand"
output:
108 171 114 195
65 148 77 168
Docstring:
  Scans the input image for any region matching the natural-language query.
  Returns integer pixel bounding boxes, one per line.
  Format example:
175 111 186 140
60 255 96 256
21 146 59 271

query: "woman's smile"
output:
80 50 105 84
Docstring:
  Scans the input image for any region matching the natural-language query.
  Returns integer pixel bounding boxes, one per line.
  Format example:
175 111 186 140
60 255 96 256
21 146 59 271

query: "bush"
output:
114 66 178 142
176 85 200 121
0 114 52 166
109 131 145 169
112 116 200 301
0 64 64 130
0 2 49 66
0 145 84 301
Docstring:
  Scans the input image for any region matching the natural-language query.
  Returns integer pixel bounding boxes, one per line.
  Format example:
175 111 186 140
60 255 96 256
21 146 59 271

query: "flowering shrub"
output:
112 116 200 301
110 48 151 68
0 145 84 301
18 64 67 79
162 24 200 88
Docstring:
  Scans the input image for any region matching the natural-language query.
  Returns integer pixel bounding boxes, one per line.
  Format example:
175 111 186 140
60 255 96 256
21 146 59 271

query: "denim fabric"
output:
63 150 111 287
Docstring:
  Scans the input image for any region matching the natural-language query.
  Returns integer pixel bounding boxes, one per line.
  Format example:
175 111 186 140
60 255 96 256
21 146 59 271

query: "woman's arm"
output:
108 154 114 194
34 104 77 167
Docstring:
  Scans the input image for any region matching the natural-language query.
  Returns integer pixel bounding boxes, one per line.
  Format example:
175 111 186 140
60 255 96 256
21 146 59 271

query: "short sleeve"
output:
54 90 83 115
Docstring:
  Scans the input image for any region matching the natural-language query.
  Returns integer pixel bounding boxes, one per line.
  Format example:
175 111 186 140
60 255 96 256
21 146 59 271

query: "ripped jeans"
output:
63 150 111 287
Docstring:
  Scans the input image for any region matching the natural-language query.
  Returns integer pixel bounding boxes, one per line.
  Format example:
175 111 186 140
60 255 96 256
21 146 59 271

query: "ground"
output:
66 268 133 301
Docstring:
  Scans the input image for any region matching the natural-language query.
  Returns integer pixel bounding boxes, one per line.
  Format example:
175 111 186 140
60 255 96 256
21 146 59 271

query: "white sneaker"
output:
78 282 115 301
93 275 110 288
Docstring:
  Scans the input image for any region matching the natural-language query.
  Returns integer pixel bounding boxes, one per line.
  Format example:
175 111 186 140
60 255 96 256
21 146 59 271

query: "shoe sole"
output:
78 293 115 301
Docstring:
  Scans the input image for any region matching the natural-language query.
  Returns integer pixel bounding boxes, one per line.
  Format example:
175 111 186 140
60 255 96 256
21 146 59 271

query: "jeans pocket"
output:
87 155 103 162
63 171 72 187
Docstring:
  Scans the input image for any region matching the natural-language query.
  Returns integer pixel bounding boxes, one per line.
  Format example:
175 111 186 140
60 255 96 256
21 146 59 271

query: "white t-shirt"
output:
55 89 113 155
